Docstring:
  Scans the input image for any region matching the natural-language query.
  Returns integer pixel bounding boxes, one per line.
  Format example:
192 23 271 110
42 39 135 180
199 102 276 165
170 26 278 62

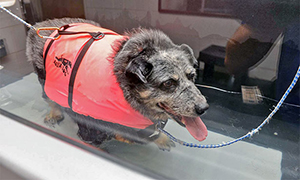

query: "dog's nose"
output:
195 103 209 115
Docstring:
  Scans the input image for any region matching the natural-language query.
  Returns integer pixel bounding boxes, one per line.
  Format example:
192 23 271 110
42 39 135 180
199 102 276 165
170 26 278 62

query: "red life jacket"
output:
43 23 154 129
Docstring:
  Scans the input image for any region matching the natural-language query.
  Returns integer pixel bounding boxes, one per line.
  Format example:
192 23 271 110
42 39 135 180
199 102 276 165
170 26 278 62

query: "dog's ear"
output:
125 57 153 83
180 44 198 68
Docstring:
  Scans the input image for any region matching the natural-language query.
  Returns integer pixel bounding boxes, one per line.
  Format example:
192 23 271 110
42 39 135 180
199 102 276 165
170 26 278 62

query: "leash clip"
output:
36 27 61 40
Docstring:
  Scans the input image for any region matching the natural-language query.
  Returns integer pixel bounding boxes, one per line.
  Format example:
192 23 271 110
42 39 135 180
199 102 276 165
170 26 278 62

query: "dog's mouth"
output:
157 102 207 141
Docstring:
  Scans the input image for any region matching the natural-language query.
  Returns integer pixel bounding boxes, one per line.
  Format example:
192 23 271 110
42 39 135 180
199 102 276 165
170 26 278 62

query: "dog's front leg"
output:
154 132 175 151
44 99 64 126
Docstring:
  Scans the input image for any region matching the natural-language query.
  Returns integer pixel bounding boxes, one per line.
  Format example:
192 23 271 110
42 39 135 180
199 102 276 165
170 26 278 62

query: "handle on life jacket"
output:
37 24 118 40
58 30 106 40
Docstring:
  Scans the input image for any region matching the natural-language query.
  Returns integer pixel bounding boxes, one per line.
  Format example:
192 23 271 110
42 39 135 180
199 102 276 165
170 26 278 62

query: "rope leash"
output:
0 5 36 30
159 65 300 148
0 4 35 30
0 5 61 39
2 4 299 149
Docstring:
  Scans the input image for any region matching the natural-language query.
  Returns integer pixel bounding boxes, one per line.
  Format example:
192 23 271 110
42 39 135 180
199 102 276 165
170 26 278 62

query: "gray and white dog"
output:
26 18 209 151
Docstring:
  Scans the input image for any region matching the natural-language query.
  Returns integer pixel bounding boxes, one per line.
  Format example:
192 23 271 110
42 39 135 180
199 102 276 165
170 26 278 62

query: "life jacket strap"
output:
68 34 97 109
43 24 114 109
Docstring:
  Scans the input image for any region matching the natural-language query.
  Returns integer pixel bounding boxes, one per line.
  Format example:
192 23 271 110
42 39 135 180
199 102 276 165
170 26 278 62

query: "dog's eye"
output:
163 80 173 87
161 79 178 90
187 73 196 80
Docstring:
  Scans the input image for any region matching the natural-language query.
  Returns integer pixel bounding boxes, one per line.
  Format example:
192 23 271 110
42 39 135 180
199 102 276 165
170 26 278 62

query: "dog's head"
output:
113 29 209 141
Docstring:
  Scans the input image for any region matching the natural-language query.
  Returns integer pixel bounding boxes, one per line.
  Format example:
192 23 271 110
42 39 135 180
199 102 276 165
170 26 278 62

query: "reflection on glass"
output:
0 0 299 179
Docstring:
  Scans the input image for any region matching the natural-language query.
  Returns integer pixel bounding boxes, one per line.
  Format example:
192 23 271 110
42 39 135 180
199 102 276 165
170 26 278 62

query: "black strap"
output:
43 24 110 109
43 25 72 92
43 25 71 73
43 33 58 93
58 29 117 39
43 38 56 69
68 32 103 108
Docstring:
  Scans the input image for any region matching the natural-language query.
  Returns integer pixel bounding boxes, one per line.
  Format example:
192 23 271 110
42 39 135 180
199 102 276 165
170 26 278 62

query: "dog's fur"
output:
26 18 208 150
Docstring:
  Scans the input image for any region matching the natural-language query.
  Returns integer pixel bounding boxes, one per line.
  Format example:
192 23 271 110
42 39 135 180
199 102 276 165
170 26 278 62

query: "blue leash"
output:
2 4 299 149
159 66 300 148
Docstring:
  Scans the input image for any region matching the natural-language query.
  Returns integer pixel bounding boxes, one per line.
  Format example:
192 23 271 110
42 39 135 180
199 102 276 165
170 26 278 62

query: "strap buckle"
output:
91 32 105 40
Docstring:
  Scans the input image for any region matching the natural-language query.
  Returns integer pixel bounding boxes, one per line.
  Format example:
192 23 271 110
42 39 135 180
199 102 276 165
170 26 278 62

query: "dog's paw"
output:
44 111 64 127
154 133 175 151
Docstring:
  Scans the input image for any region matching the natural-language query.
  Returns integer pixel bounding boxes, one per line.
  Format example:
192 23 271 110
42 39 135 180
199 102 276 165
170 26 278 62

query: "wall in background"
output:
0 1 26 55
84 0 281 81
0 0 281 81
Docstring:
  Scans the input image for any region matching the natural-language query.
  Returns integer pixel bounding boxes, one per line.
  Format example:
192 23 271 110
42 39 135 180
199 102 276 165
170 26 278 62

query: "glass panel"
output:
1 0 299 179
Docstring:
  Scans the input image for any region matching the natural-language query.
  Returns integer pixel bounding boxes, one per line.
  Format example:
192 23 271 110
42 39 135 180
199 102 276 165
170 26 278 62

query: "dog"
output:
26 18 209 151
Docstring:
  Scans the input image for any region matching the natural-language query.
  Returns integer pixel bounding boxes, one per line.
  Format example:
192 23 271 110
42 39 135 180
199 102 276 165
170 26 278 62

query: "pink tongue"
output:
182 116 207 141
